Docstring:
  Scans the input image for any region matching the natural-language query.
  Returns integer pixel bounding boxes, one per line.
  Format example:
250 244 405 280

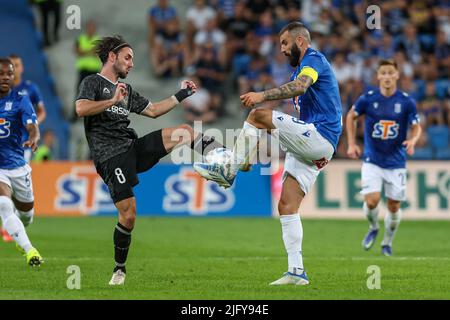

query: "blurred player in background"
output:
194 22 343 285
1 55 47 242
75 35 223 285
0 58 43 266
346 59 422 256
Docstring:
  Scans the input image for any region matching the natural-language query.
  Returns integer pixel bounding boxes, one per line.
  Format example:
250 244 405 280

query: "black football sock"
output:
191 133 224 157
113 222 132 273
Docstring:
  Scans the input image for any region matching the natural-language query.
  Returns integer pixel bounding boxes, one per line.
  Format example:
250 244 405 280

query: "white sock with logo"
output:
229 121 260 176
382 209 402 247
363 202 380 230
0 196 33 253
280 214 304 274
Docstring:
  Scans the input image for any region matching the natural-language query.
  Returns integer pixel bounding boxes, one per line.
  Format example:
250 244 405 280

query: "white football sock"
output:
381 209 402 247
0 196 33 253
363 202 380 230
229 121 260 176
16 208 34 227
280 214 304 274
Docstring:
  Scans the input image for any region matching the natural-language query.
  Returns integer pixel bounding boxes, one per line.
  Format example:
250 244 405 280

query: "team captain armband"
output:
298 66 318 84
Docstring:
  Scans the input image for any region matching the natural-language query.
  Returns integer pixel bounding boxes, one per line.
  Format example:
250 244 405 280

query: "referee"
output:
75 35 221 285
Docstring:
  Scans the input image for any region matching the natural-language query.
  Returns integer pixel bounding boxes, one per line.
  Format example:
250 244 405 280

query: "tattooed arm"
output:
240 75 314 108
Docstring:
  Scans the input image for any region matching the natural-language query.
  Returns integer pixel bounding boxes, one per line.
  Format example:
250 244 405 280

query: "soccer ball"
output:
205 148 233 164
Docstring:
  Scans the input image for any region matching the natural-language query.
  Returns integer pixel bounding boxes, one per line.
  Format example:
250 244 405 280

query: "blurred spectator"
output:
183 77 217 124
210 0 236 26
151 19 186 78
302 0 330 27
244 0 272 23
186 0 217 48
435 29 450 79
270 50 292 87
33 0 62 46
419 81 445 126
396 23 422 64
330 0 365 28
32 130 56 162
74 20 102 87
253 10 277 57
193 18 227 67
147 0 179 48
194 44 226 115
238 53 270 95
332 52 353 85
375 33 396 59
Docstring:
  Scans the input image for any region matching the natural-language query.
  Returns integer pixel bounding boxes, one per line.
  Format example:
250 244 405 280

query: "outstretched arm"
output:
240 75 313 108
141 80 197 118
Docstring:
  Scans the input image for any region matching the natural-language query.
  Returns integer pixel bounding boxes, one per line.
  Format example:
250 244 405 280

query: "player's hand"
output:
240 92 264 108
23 138 39 152
403 139 416 156
181 80 197 96
112 83 128 104
347 144 361 159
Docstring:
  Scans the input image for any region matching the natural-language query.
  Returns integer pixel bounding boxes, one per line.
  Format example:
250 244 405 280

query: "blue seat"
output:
435 147 450 160
409 147 433 160
427 126 449 149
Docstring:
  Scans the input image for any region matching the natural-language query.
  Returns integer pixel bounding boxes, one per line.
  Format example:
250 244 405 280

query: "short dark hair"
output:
95 35 132 64
8 54 21 60
378 58 398 70
0 57 13 67
279 22 311 43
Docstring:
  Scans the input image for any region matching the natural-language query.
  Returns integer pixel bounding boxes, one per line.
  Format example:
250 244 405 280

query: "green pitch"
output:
1 217 449 300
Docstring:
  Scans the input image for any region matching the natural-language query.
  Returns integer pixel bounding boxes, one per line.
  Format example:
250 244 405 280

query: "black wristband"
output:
174 88 193 103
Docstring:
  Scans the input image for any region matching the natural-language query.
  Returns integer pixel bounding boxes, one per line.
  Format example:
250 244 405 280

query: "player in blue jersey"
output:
1 55 47 242
346 59 422 256
0 58 43 266
194 22 343 285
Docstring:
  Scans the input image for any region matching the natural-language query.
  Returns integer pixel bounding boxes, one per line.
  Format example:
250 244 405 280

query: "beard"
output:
289 43 301 67
114 63 128 79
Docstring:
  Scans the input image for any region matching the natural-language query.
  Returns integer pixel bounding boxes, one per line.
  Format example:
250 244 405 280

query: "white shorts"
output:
0 164 35 202
361 162 407 201
272 111 335 194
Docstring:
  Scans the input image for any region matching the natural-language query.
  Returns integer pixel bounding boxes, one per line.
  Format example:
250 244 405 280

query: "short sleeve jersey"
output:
76 74 150 165
0 91 37 169
353 89 420 169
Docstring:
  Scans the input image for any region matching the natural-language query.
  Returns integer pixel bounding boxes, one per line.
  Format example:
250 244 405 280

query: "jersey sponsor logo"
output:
105 105 129 116
163 168 234 215
55 166 114 214
372 120 399 140
0 118 11 138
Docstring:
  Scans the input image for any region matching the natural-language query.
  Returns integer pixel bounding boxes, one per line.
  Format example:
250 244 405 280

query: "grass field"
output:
0 217 449 300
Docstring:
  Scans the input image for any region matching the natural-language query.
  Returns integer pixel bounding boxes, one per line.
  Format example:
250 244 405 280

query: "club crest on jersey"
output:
395 103 401 113
0 118 11 138
373 102 378 109
372 120 399 140
5 101 12 110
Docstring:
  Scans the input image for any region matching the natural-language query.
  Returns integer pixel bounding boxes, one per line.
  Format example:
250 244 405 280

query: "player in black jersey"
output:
75 35 222 285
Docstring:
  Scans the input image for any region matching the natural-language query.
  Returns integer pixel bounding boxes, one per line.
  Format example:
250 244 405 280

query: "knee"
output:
17 208 34 227
179 124 194 137
365 198 379 210
387 200 401 213
248 108 265 123
278 198 298 215
119 204 136 229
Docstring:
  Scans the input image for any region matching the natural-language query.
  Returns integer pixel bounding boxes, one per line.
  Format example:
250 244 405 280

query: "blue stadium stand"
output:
0 0 69 159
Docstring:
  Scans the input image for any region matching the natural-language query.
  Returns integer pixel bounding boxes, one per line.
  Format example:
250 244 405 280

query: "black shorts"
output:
96 129 168 203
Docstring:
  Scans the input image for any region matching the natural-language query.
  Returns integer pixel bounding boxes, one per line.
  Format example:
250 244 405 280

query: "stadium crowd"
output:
147 0 450 159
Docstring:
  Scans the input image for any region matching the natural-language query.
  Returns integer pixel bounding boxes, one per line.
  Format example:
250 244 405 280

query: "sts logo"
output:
0 118 11 138
55 166 114 214
163 168 235 215
372 120 399 140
